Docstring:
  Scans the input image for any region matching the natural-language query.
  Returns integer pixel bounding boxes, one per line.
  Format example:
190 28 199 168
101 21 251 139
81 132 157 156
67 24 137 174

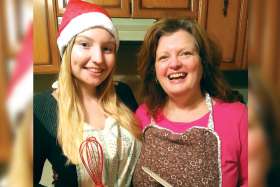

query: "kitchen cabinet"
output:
57 0 204 19
133 0 204 20
249 0 280 87
34 0 247 73
34 0 60 74
57 0 131 17
205 0 248 70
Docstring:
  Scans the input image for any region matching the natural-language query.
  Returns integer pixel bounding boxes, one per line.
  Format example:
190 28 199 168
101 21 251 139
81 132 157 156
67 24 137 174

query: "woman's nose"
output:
169 56 182 69
90 46 103 64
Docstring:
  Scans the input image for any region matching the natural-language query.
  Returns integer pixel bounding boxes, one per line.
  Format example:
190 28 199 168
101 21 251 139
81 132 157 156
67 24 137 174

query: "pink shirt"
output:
135 100 248 187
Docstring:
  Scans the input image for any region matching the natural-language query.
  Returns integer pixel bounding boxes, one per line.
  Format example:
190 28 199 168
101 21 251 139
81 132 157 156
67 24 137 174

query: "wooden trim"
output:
261 0 279 85
197 0 208 27
0 0 12 164
242 25 248 69
48 0 60 70
248 0 263 65
0 0 8 69
234 0 248 69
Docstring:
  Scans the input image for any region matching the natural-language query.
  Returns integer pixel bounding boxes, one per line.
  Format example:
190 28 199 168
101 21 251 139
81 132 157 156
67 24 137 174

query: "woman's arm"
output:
238 106 248 187
33 115 47 185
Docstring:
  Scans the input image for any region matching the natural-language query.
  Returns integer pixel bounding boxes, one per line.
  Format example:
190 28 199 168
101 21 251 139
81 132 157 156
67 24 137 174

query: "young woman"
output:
132 19 247 187
34 1 141 186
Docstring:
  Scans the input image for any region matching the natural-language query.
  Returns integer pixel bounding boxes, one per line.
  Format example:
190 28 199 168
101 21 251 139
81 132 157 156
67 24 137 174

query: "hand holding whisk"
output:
79 136 104 187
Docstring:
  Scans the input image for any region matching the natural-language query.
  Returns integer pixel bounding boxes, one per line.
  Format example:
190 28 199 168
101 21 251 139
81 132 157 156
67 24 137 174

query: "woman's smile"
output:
83 66 104 74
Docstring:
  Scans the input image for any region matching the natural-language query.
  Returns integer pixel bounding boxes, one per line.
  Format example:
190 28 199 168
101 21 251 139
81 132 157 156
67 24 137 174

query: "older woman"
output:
132 19 247 187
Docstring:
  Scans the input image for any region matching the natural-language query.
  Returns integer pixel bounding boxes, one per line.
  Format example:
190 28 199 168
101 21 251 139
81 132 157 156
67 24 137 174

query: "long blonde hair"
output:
7 103 32 187
57 37 141 164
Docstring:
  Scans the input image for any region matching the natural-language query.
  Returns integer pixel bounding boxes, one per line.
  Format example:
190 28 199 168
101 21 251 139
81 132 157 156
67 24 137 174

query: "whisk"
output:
79 136 104 187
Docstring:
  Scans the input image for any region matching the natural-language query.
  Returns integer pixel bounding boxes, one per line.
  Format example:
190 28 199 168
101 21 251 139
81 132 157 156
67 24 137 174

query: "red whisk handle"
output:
95 185 104 187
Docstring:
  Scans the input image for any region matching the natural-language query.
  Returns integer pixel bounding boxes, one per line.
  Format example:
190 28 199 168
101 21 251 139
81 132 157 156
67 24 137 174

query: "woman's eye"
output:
75 40 90 48
103 46 114 53
158 56 168 62
80 42 89 47
182 51 192 56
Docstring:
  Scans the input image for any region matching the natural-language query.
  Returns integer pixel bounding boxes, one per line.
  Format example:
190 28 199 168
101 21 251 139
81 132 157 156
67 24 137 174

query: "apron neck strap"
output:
205 93 214 130
151 93 215 130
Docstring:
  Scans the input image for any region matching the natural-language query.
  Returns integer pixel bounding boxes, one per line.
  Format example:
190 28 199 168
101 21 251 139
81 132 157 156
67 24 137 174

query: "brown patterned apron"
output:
132 93 222 187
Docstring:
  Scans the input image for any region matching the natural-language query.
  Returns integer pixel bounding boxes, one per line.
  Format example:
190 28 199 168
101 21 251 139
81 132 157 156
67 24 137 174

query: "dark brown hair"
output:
138 18 243 116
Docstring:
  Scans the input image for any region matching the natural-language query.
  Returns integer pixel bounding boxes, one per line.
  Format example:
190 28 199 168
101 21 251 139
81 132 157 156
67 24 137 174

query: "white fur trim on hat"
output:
57 12 119 56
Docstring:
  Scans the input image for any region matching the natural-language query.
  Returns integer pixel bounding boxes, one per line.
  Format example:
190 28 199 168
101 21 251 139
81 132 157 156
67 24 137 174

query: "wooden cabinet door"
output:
34 0 60 74
57 0 131 17
205 0 248 70
133 0 204 20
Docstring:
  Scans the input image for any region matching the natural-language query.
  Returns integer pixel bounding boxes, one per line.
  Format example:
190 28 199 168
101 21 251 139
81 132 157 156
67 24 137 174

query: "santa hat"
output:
6 23 33 126
57 0 119 56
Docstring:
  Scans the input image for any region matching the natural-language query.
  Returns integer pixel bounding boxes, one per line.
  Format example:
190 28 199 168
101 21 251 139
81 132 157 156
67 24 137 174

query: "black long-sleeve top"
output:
34 81 138 187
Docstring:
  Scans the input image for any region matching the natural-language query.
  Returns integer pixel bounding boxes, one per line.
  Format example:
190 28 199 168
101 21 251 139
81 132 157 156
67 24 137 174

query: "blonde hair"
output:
7 103 32 187
57 37 141 164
